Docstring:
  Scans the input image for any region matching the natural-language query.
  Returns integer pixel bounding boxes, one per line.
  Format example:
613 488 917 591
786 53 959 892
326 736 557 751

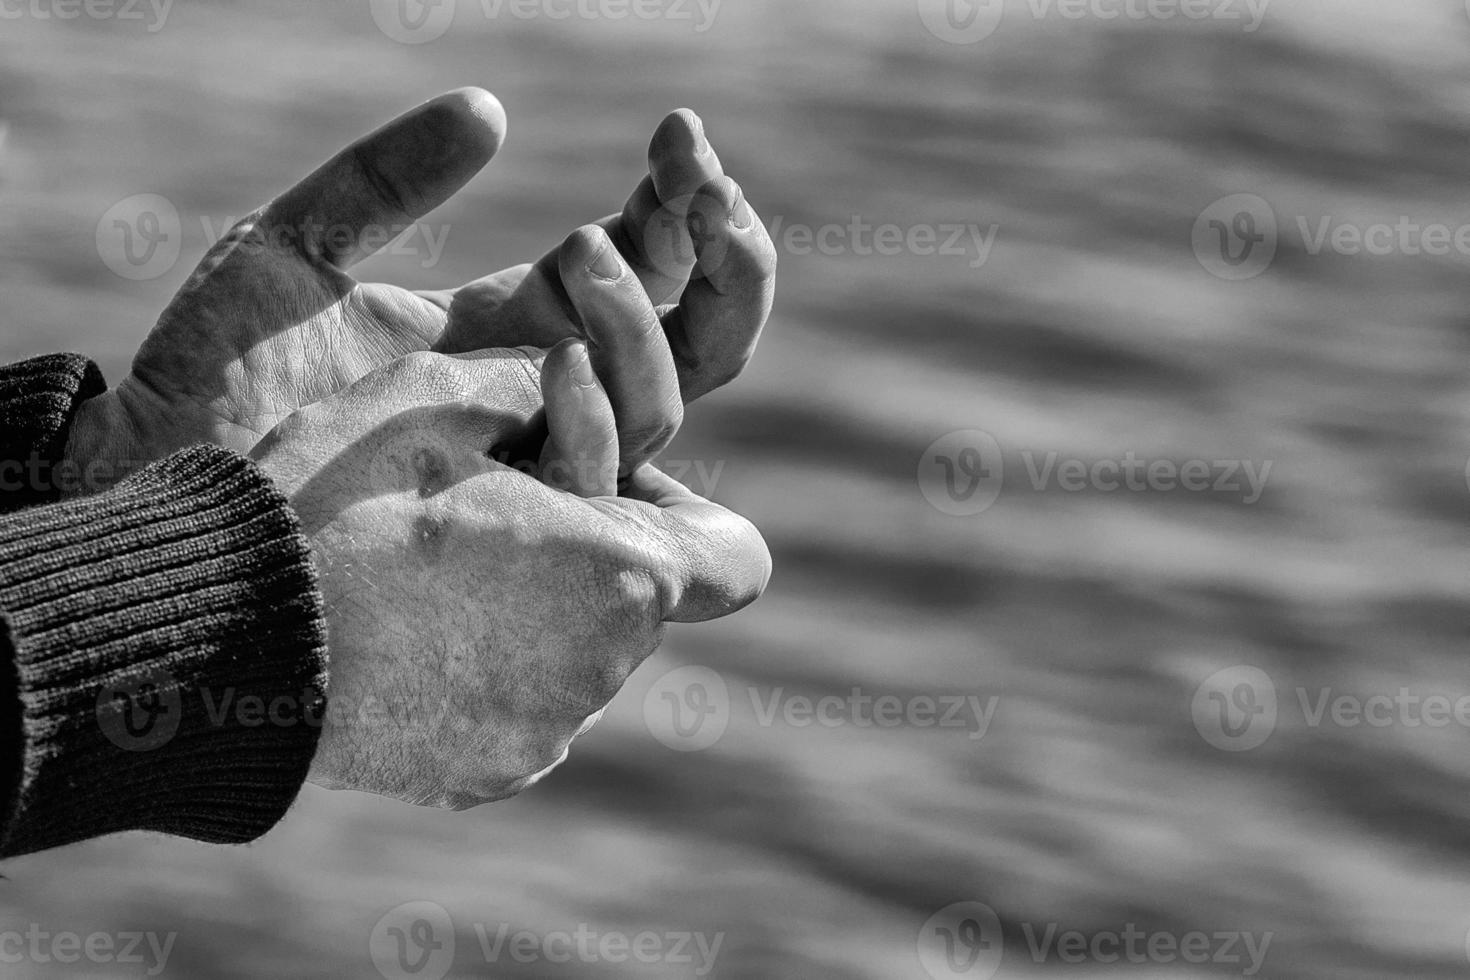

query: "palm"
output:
114 89 772 464
125 230 448 453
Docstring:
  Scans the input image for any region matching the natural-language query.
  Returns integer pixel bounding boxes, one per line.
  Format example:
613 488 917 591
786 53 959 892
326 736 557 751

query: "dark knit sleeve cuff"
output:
0 353 107 513
0 445 328 857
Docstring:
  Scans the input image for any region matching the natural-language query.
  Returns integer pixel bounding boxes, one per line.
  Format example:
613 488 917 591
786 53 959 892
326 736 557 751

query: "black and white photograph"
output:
0 1 1463 977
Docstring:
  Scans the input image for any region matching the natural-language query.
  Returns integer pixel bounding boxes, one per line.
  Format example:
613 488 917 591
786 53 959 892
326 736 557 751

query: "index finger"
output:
264 88 506 269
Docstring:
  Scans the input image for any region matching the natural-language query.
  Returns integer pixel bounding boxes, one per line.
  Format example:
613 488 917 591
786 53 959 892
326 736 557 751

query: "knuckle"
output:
220 209 273 253
585 520 679 627
587 545 668 633
630 305 665 340
608 563 666 628
624 403 684 456
353 144 414 216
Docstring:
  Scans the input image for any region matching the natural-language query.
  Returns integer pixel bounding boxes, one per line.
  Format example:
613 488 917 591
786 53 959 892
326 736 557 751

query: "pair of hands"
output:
66 89 778 808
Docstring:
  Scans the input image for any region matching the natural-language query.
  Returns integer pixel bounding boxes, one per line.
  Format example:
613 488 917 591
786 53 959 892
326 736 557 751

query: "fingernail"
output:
569 344 598 389
588 241 623 281
730 189 753 231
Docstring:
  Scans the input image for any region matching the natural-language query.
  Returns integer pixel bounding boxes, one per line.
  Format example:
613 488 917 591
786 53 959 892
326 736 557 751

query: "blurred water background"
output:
2 0 1470 976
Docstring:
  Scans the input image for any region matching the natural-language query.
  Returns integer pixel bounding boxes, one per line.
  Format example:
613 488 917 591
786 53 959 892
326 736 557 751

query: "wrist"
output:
60 376 190 498
59 388 141 498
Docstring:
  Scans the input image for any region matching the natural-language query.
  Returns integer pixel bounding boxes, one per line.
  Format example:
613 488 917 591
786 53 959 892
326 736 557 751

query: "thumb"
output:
539 340 620 497
618 464 772 624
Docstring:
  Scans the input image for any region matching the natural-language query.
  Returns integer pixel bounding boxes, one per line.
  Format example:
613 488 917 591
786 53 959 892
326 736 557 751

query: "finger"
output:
431 263 557 355
265 88 506 269
617 465 772 624
450 110 722 353
539 339 619 497
661 177 778 402
598 109 725 305
559 225 684 468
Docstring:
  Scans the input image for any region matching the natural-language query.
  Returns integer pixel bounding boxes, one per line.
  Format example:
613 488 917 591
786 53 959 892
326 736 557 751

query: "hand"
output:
65 88 776 485
251 347 770 808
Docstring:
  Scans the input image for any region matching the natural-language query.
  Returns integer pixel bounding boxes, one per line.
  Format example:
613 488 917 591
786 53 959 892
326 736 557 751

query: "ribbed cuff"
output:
0 445 328 857
0 353 107 512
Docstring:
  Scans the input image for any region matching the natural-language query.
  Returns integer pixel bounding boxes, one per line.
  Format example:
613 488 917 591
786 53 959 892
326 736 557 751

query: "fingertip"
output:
693 174 740 208
560 223 628 285
670 508 774 623
717 510 774 614
650 108 708 163
428 87 508 161
691 175 754 234
542 337 588 392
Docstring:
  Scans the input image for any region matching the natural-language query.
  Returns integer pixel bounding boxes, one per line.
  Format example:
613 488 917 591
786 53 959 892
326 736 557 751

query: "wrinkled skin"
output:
252 348 771 808
66 88 777 484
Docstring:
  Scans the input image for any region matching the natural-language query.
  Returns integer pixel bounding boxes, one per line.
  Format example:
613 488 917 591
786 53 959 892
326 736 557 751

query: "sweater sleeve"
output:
0 357 329 857
0 353 107 513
